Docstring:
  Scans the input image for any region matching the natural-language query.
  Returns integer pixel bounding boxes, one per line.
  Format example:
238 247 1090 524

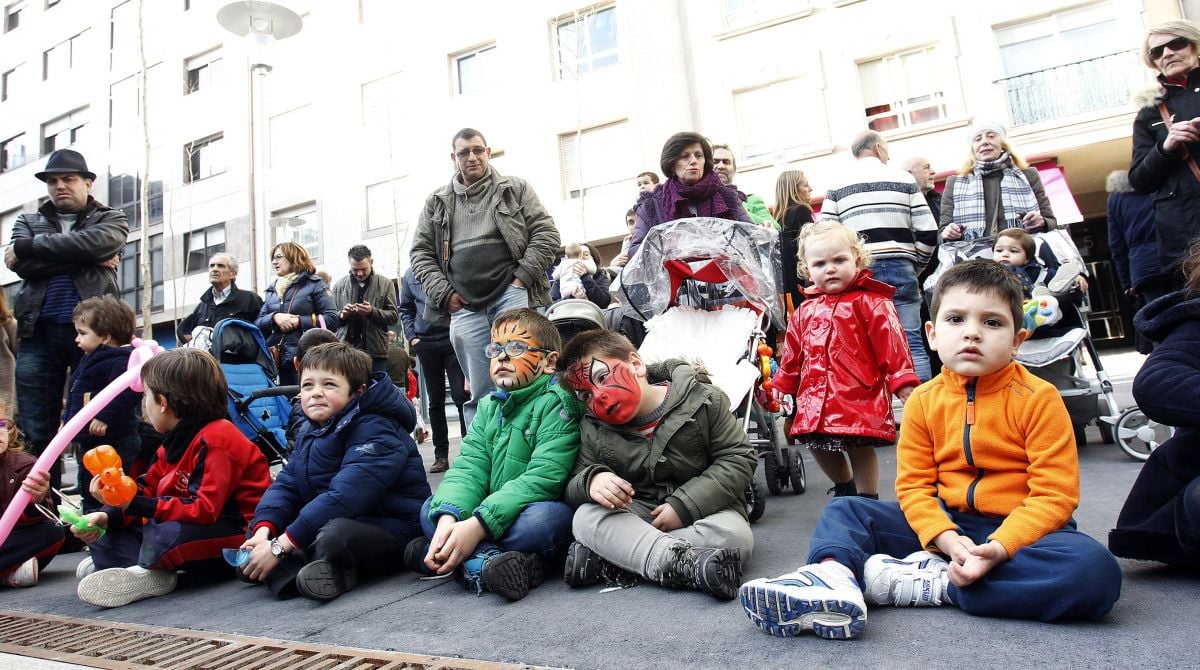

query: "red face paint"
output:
566 357 642 425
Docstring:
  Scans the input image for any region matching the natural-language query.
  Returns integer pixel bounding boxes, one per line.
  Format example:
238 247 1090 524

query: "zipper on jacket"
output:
963 378 982 512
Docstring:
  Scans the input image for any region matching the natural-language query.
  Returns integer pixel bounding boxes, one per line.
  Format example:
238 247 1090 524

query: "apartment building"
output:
0 0 1186 345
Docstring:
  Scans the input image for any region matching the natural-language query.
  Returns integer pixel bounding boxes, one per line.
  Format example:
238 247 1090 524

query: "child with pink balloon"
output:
0 400 65 588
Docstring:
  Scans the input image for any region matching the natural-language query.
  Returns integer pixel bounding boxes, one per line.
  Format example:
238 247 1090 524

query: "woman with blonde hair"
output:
771 170 814 311
254 242 340 385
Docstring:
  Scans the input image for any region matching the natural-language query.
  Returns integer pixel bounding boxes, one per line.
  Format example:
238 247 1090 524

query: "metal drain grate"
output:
0 611 547 670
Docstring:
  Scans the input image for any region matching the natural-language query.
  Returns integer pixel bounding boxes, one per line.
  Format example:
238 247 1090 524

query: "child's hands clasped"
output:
934 530 1009 587
589 472 634 510
425 515 487 575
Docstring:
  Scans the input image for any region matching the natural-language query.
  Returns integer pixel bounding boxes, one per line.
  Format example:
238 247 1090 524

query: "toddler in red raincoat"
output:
772 221 919 498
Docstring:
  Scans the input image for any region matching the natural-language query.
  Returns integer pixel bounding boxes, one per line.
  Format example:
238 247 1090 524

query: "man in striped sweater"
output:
820 131 938 381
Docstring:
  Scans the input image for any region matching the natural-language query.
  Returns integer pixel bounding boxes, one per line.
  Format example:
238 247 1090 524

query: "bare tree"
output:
137 0 151 333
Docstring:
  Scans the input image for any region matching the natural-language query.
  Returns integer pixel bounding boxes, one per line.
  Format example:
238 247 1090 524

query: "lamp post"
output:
216 1 301 293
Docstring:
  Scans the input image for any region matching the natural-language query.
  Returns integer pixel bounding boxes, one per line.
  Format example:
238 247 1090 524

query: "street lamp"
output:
216 1 302 293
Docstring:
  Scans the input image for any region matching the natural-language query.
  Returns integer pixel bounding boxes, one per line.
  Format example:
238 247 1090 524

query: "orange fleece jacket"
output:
896 362 1079 556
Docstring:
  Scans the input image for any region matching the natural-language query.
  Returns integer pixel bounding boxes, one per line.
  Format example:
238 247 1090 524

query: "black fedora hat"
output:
35 149 96 182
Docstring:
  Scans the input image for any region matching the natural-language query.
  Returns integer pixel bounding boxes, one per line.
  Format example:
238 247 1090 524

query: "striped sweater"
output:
820 156 938 267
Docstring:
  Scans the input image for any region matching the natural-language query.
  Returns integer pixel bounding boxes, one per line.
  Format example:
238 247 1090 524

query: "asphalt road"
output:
0 349 1195 670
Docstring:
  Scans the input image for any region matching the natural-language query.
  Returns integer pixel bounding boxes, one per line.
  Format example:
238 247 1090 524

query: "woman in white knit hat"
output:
940 121 1057 242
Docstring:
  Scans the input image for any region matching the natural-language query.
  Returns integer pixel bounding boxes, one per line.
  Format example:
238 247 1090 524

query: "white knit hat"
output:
968 120 1007 143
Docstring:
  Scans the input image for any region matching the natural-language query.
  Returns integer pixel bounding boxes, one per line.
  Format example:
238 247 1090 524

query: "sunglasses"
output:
1150 36 1191 61
0 419 10 429
484 340 552 359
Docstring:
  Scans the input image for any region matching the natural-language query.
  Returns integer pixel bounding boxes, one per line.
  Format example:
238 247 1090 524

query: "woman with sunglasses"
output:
255 242 340 386
1130 20 1200 290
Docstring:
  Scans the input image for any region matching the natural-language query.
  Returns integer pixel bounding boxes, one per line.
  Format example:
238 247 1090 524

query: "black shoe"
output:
403 537 432 576
429 458 449 473
658 541 698 591
481 551 531 602
693 547 742 601
827 481 858 497
526 553 545 590
295 560 356 601
563 541 606 587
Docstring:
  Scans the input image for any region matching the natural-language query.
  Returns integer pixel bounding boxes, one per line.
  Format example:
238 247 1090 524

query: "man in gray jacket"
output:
3 149 128 488
410 128 559 425
331 244 399 374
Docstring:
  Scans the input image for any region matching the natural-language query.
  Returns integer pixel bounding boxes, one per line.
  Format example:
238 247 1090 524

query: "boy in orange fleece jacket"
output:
739 260 1121 640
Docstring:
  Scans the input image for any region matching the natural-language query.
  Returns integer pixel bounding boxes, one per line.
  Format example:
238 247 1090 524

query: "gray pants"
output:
572 500 754 581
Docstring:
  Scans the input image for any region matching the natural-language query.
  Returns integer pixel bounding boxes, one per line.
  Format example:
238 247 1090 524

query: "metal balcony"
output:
996 50 1151 126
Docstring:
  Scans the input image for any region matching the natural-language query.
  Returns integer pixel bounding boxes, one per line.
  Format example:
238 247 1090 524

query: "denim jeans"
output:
419 496 573 557
16 322 83 490
869 258 931 382
413 337 469 460
448 284 529 427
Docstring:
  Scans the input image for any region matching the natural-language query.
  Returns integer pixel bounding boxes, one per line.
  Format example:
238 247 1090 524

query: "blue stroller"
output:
209 318 295 466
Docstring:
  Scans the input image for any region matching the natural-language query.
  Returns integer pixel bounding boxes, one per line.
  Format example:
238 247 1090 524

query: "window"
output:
4 1 24 32
41 108 86 155
118 235 164 311
184 133 225 183
554 6 618 79
734 77 828 161
107 166 163 230
2 66 16 102
184 48 221 94
721 0 810 31
858 46 946 133
559 121 635 198
1 134 27 172
453 44 496 95
183 223 226 274
365 178 412 233
996 2 1119 77
271 202 321 262
43 30 88 81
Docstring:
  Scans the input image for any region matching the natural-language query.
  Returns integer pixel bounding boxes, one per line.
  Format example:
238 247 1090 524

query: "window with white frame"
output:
4 1 24 32
118 234 163 311
184 133 225 183
859 46 946 133
554 5 618 79
1 133 27 172
559 121 634 199
41 108 86 155
453 43 496 95
183 223 226 274
1 66 15 102
271 202 321 262
996 1 1119 77
734 77 828 161
721 0 810 31
43 29 88 81
365 178 411 233
1 207 24 245
184 48 221 94
107 162 163 231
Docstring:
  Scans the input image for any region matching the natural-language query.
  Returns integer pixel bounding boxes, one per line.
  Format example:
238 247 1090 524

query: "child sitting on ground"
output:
992 228 1086 332
240 342 430 601
553 243 587 300
64 297 143 512
73 348 273 608
774 221 919 499
739 260 1121 639
0 400 65 588
558 330 757 600
404 308 580 602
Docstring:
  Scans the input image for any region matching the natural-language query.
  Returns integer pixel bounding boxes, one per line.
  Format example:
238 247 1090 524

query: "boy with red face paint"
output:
558 330 756 600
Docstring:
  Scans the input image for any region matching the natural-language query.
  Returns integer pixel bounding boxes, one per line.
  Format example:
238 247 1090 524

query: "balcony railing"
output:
996 50 1150 127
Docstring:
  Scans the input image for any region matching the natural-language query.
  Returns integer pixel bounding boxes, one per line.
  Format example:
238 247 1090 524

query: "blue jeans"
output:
807 497 1121 621
419 496 573 557
448 284 529 427
16 322 83 490
869 258 931 382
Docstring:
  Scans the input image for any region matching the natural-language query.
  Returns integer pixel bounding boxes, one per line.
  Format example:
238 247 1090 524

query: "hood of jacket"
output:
1134 290 1200 343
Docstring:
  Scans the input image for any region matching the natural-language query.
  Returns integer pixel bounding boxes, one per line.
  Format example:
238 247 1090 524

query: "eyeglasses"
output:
1150 36 1191 61
484 340 552 359
455 147 488 159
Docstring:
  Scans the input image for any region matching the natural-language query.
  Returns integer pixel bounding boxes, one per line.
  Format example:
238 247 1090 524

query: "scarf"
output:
273 272 301 301
658 171 739 221
159 419 208 464
953 152 1040 241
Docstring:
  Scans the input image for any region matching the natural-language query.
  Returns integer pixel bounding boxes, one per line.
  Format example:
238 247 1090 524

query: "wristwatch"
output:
269 539 287 558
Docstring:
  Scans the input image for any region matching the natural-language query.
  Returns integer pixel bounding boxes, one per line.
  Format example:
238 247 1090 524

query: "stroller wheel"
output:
763 451 782 496
1115 407 1173 462
746 478 766 523
786 445 806 495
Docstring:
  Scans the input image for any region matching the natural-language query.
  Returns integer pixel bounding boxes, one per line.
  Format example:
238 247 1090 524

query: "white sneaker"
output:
75 556 95 580
77 566 177 608
3 558 38 588
863 551 949 607
738 561 867 639
1047 259 1083 294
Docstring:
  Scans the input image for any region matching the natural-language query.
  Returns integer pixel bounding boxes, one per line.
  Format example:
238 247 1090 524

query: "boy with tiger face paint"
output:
406 309 582 602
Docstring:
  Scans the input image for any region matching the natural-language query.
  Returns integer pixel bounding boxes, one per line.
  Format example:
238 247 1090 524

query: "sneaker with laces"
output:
863 551 949 607
563 541 638 588
479 550 533 601
403 536 433 576
77 567 177 608
3 558 38 588
739 562 867 639
657 541 743 600
295 560 357 601
75 556 95 580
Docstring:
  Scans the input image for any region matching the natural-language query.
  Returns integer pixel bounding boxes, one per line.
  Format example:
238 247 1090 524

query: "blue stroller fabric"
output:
209 319 292 463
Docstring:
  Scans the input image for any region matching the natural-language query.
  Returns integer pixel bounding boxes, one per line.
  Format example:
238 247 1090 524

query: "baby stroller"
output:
923 230 1123 451
620 218 807 523
209 318 296 467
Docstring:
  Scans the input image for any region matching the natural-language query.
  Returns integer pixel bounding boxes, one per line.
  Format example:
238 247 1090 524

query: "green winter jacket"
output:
429 373 581 538
743 194 780 231
564 360 756 525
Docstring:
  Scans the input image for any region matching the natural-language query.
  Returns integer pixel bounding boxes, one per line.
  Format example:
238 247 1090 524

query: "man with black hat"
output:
3 149 129 489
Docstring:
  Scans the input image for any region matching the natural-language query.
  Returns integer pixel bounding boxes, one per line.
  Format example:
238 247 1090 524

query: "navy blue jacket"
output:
398 268 449 344
255 272 340 367
1134 292 1200 435
1107 191 1162 291
63 344 140 448
250 372 431 547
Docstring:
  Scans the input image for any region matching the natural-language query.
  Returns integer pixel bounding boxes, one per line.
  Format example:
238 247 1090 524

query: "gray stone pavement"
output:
0 348 1196 670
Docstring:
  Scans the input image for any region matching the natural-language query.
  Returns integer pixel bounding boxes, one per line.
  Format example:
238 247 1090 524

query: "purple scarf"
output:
659 171 738 220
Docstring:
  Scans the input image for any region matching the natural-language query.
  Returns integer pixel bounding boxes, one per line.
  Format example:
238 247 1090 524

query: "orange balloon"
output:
82 445 122 476
99 467 122 487
101 476 137 507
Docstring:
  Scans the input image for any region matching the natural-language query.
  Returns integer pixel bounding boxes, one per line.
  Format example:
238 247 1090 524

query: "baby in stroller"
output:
991 227 1086 333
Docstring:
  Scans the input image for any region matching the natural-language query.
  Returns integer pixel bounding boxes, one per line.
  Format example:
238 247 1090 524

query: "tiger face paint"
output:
565 356 643 425
488 321 551 390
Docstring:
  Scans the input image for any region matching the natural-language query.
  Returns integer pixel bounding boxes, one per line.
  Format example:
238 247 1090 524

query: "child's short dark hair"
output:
141 348 230 424
492 308 561 353
557 330 637 386
995 227 1036 260
73 296 136 345
931 260 1025 329
301 342 371 390
296 328 339 368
